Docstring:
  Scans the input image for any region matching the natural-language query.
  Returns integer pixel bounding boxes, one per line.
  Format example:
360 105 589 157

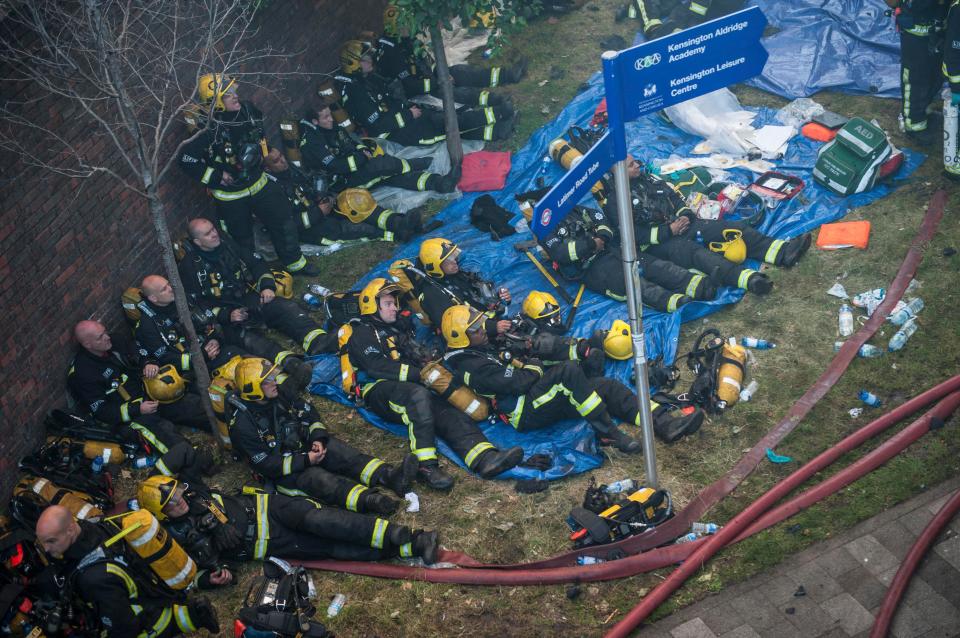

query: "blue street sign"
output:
616 7 768 122
532 131 612 239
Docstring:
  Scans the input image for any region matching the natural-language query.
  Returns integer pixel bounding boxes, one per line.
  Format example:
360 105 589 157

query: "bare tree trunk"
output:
430 24 463 171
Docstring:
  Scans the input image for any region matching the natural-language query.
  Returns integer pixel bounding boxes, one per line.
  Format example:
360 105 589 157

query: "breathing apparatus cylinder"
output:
715 340 747 408
120 509 197 591
420 361 491 421
943 89 960 172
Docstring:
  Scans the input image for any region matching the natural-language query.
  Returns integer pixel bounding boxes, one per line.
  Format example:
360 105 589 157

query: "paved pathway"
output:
641 476 960 638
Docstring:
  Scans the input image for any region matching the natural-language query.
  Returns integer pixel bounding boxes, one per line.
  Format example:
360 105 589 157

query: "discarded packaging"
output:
826 283 849 299
405 491 420 513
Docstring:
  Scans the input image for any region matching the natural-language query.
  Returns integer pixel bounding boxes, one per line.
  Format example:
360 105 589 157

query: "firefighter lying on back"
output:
344 279 524 490
35 505 220 638
441 305 705 446
137 475 442 574
263 147 425 243
228 358 418 515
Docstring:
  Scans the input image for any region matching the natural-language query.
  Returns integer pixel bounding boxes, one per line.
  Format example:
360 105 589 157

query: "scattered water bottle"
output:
695 230 704 244
741 337 775 349
90 455 104 474
691 522 719 535
308 284 331 297
604 479 636 494
133 456 156 469
482 48 493 59
888 298 923 326
739 379 759 402
834 341 884 358
838 304 854 337
674 532 699 545
302 292 323 309
858 390 882 408
888 318 919 352
127 498 140 511
576 556 606 565
326 593 347 618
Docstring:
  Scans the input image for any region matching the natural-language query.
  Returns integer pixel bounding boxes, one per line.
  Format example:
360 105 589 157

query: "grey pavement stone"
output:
718 626 762 638
890 603 934 638
670 617 718 638
699 600 746 636
817 546 862 579
844 535 902 577
874 519 922 560
820 593 875 636
757 622 803 638
927 494 952 515
757 575 803 607
835 564 889 612
916 553 960 608
814 630 851 638
729 588 781 632
933 534 960 572
917 627 960 638
785 561 844 603
906 580 960 635
777 596 839 636
899 506 938 537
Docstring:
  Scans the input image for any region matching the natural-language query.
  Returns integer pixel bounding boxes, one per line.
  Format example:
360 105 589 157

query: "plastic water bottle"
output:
576 556 606 565
834 341 884 358
741 337 775 349
674 532 699 544
604 479 636 494
888 318 918 352
838 304 854 337
302 292 323 309
739 379 759 402
695 230 704 245
888 298 923 326
326 593 347 618
482 48 493 59
90 455 104 474
858 390 882 408
691 522 719 535
127 498 140 511
308 284 331 297
133 456 156 469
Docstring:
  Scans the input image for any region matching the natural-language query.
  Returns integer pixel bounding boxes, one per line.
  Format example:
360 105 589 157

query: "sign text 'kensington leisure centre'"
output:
532 7 768 239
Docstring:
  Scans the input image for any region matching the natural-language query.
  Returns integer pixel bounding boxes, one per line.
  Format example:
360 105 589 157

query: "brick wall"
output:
0 0 388 498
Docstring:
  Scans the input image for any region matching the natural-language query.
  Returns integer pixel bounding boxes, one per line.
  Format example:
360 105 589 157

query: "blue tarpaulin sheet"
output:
310 67 922 482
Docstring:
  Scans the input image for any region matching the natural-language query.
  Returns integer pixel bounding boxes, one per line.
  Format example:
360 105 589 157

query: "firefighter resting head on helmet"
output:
359 278 402 323
35 505 81 559
234 357 280 402
137 475 189 521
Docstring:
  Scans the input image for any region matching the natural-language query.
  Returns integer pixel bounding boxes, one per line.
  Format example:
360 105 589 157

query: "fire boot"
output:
417 461 455 491
503 56 529 83
361 491 401 516
279 357 313 401
376 454 419 497
412 530 440 565
779 233 812 267
746 272 773 295
590 415 642 454
188 596 221 634
652 404 704 443
472 446 524 479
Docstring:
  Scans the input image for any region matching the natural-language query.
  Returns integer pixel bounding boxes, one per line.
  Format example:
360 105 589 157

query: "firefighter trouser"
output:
214 178 306 272
128 602 202 637
582 250 704 312
532 335 605 378
645 237 760 291
240 292 335 355
899 25 943 132
344 155 442 192
261 494 414 561
450 63 514 88
274 437 388 513
378 106 513 146
157 393 210 431
363 380 494 468
513 361 612 431
220 325 292 367
151 440 215 485
688 219 788 265
402 75 511 107
124 414 189 456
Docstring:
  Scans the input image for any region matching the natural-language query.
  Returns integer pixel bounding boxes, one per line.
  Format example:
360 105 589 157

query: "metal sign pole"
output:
601 51 658 488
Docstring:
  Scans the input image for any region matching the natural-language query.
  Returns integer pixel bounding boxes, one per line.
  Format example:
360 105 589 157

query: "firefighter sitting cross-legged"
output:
441 305 704 447
137 475 442 574
344 279 524 490
228 357 418 515
35 505 220 638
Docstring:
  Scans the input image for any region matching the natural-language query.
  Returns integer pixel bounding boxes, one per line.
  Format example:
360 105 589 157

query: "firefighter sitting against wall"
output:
263 147 425 244
375 5 527 109
179 218 336 356
137 475 442 575
178 74 319 277
68 320 213 455
228 357 418 516
336 39 517 147
299 103 458 193
607 157 811 297
134 274 313 402
35 505 220 638
344 279 525 490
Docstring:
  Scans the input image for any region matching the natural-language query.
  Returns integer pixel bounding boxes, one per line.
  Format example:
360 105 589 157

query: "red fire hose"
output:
870 487 960 638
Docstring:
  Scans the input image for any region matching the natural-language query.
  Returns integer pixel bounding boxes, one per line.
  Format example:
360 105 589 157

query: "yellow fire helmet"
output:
271 269 294 298
359 278 402 316
522 290 561 321
383 4 401 35
339 39 375 74
336 188 378 223
418 238 459 278
441 304 486 349
197 73 235 111
361 137 385 157
708 228 747 264
234 357 279 401
137 475 181 521
604 319 634 360
144 364 187 404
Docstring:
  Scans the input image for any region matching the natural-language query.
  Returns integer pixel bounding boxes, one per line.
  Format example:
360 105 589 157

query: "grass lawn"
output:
120 3 960 636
